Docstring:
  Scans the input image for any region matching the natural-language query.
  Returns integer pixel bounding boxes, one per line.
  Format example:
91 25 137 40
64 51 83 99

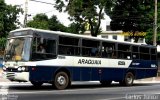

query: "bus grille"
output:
6 68 18 72
6 73 15 79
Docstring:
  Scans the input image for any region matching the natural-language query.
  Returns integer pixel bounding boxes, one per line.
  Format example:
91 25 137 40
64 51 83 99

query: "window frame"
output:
58 36 81 56
31 36 57 61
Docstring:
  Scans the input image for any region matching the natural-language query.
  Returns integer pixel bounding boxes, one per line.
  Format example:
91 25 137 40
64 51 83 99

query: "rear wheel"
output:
31 81 43 87
100 81 112 86
120 72 134 86
53 71 69 90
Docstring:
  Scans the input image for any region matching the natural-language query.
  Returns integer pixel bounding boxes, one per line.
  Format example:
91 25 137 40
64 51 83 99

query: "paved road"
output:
0 82 160 100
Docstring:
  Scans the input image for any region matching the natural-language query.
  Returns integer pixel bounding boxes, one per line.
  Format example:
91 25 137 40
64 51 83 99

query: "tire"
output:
100 81 112 86
120 72 134 86
31 81 43 87
53 71 69 90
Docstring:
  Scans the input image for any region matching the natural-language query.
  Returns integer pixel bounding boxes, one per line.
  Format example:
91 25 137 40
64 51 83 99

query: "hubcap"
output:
57 75 66 85
127 75 133 84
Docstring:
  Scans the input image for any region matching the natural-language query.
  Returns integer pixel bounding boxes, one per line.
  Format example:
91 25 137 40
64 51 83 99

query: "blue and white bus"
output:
3 28 157 89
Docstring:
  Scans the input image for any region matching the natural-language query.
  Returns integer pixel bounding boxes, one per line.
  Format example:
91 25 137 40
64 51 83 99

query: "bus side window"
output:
91 48 98 56
58 36 80 56
31 37 56 60
102 42 115 58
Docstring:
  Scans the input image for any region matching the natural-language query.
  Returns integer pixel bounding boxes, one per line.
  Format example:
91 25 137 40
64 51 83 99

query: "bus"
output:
3 28 158 89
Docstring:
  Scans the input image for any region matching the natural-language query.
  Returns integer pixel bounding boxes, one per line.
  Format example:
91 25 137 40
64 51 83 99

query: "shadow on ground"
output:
7 82 156 91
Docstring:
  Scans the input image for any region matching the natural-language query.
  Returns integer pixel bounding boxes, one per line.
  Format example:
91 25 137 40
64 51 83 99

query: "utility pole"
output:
24 0 28 28
153 0 157 46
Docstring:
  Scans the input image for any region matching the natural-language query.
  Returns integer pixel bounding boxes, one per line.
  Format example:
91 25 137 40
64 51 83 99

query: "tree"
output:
27 14 69 32
145 1 160 44
105 0 154 43
0 37 6 50
54 0 113 36
27 14 49 29
0 0 22 37
0 0 22 50
67 22 83 34
48 15 68 32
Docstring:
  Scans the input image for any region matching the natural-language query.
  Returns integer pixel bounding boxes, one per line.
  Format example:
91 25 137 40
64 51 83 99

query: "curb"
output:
134 80 160 83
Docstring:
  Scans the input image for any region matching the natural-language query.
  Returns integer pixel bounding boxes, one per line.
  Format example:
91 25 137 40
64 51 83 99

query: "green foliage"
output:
157 2 160 44
67 22 85 34
105 0 155 43
54 0 113 36
0 0 23 37
0 0 22 49
145 29 153 44
27 14 69 32
0 37 6 50
48 15 68 32
143 1 160 44
27 14 49 29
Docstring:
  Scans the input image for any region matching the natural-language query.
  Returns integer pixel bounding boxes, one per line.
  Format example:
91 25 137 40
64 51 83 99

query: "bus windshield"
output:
4 37 31 61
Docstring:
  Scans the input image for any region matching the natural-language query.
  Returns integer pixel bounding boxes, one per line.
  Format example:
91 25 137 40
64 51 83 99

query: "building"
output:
84 30 146 44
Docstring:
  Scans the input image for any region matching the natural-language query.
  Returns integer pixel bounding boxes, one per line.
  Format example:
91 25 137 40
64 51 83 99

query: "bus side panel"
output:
91 68 101 81
80 67 91 81
100 68 126 81
72 67 102 81
144 60 158 78
145 69 157 78
29 66 58 82
135 69 146 79
135 68 157 79
134 60 157 79
72 67 81 81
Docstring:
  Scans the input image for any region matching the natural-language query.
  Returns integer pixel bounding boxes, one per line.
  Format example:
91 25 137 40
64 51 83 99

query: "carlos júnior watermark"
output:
125 94 159 100
0 94 18 100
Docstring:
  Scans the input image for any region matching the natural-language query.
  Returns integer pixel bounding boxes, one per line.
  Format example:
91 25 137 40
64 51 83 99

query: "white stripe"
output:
35 56 132 68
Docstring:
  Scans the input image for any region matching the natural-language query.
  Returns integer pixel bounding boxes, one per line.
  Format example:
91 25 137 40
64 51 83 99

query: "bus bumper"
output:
3 72 29 82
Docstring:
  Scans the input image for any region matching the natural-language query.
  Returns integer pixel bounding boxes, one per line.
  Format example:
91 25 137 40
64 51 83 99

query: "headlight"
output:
21 67 25 71
18 67 22 71
18 66 28 72
3 67 6 71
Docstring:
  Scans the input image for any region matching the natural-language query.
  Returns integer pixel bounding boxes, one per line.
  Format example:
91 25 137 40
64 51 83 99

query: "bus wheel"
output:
100 81 112 86
54 71 69 90
31 81 43 87
120 72 134 86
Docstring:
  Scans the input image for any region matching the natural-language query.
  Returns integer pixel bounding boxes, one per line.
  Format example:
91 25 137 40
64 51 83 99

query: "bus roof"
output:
10 28 156 48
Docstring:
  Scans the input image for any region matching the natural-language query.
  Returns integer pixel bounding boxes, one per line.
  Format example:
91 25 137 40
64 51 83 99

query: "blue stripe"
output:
29 63 157 82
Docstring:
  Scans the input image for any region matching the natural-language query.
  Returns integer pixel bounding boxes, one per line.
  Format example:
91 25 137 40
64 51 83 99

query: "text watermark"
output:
125 94 159 100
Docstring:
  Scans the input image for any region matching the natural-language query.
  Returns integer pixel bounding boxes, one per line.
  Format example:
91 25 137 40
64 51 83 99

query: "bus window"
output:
31 37 56 61
4 38 31 61
58 36 80 56
140 47 150 60
132 46 139 59
82 39 100 57
151 48 157 60
102 42 116 58
118 44 131 59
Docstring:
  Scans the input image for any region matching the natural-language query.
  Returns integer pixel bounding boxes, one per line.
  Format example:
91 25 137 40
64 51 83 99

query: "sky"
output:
5 0 111 31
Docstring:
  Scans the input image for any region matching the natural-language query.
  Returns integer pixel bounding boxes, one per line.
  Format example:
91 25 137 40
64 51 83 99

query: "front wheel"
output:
120 72 134 86
53 71 70 90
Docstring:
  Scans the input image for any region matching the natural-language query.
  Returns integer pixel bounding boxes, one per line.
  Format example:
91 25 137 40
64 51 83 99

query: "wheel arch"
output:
126 69 135 78
54 67 71 81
